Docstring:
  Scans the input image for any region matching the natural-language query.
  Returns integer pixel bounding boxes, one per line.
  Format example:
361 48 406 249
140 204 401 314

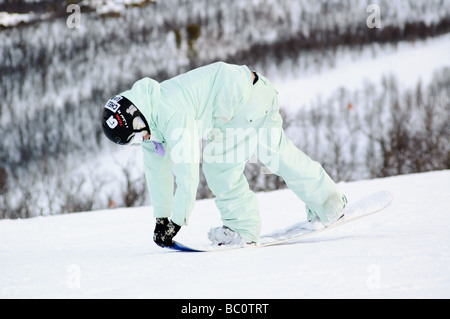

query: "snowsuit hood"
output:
121 78 164 142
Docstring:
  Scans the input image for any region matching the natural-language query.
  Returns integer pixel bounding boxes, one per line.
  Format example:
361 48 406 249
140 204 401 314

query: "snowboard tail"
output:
170 191 393 252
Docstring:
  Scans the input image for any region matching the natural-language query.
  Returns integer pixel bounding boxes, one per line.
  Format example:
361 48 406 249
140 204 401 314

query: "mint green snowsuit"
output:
121 62 344 242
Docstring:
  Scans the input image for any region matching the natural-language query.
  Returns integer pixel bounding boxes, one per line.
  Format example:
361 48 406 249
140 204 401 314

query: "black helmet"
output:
102 95 150 145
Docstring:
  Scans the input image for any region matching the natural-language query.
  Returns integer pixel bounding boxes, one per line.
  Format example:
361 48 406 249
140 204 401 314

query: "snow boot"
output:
306 194 347 227
208 226 256 247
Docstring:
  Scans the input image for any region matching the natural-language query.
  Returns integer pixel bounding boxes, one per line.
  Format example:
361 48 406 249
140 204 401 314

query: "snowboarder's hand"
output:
153 218 181 248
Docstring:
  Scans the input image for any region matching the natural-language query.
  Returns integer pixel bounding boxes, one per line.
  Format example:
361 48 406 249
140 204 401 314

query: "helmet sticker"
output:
106 115 118 129
104 95 123 113
126 104 138 116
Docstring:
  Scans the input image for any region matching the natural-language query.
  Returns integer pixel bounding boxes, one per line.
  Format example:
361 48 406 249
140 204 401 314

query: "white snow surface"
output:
273 33 450 113
1 170 449 299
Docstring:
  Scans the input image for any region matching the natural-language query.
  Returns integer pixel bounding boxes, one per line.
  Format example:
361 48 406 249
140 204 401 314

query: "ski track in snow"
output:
1 170 449 298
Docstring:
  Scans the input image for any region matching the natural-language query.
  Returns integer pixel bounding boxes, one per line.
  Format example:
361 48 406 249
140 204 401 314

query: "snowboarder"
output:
102 62 347 248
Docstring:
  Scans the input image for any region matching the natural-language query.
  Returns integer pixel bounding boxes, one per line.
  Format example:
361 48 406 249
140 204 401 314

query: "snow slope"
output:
273 33 450 113
1 170 449 299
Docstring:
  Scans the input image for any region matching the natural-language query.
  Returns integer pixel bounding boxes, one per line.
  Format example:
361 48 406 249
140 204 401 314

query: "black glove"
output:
153 218 181 248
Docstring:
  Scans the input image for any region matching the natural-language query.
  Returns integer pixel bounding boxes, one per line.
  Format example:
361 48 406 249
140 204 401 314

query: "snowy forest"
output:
1 0 449 219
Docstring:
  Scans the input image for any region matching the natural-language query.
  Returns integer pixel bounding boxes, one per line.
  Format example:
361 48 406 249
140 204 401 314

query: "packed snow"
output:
1 170 449 298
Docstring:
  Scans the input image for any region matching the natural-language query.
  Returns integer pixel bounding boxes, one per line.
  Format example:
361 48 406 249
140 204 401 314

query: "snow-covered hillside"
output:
273 32 450 113
1 170 449 299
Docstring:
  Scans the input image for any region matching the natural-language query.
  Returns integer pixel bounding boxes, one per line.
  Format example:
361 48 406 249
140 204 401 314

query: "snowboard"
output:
170 191 393 252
